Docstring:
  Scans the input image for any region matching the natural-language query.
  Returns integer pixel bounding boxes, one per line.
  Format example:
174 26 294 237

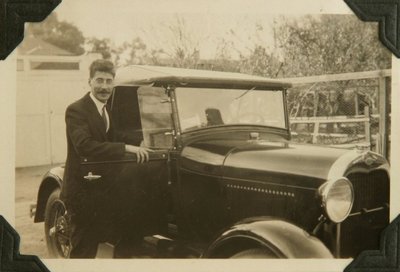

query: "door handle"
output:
84 172 102 181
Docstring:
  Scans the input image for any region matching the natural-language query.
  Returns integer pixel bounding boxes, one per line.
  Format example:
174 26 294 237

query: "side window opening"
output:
111 86 144 146
137 86 174 148
111 86 174 149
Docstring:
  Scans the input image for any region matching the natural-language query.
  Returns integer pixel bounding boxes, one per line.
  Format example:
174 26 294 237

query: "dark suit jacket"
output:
61 92 126 216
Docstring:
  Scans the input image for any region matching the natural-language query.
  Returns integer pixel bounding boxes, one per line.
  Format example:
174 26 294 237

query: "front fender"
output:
34 167 63 223
202 217 333 258
327 150 390 181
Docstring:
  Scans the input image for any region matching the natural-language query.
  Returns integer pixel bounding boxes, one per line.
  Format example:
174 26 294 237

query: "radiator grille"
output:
339 170 390 257
348 171 389 212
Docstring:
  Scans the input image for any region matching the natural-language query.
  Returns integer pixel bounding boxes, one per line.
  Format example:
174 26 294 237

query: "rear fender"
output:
202 217 333 258
34 170 63 223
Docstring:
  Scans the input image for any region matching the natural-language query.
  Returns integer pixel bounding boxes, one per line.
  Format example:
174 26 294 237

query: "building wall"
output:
16 54 100 167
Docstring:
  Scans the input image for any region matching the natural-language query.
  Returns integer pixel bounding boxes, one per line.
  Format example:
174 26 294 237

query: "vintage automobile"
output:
32 65 390 258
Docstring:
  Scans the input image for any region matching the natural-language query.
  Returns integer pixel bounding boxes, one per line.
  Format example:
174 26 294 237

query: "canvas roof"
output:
115 65 292 89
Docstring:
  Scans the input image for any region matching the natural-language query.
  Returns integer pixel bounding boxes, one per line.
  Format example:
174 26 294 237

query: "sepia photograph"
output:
1 0 399 271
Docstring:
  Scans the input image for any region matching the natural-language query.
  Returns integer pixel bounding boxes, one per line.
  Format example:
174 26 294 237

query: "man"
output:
61 59 151 258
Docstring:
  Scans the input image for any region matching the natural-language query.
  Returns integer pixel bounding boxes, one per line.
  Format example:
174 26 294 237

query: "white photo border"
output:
1 0 399 271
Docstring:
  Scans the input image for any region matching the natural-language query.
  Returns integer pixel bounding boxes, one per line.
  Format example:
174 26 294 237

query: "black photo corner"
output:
0 0 399 271
0 216 50 272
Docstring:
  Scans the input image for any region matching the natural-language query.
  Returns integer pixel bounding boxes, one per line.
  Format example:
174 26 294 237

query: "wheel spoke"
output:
49 226 56 237
45 191 71 258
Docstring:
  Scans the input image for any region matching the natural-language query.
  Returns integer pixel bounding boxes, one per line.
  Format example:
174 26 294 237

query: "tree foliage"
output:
254 15 392 121
26 13 85 55
85 36 167 67
86 37 113 59
140 15 203 68
239 45 282 77
273 14 391 77
26 13 391 74
24 13 391 143
117 37 159 66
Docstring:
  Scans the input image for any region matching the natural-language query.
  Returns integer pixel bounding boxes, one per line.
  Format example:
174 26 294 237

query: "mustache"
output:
97 89 111 94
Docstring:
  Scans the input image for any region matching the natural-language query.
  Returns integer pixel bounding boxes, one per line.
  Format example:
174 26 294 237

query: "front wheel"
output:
230 248 278 258
44 188 71 258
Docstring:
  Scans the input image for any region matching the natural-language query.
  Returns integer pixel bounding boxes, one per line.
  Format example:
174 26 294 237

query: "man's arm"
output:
66 105 125 160
113 129 143 146
124 144 153 163
67 105 152 162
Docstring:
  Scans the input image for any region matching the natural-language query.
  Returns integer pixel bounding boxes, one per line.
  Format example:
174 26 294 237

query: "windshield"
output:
175 87 287 132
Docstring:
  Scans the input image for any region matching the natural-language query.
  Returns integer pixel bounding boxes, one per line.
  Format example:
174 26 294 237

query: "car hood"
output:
224 141 348 179
180 139 349 188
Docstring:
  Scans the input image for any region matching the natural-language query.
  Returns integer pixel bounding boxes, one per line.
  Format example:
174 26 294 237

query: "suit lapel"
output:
83 93 107 140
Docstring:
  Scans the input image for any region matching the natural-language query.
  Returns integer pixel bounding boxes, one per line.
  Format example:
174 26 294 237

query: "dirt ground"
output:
14 165 155 259
15 164 56 259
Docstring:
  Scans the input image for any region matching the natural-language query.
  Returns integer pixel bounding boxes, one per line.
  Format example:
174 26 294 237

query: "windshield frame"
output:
174 86 289 134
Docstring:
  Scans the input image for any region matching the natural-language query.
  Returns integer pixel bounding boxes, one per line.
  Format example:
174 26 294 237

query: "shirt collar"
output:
89 92 107 115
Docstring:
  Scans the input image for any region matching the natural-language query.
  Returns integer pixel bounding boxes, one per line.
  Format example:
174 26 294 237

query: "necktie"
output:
102 105 109 132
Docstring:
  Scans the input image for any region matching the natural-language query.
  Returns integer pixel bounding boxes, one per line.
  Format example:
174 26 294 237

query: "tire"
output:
44 188 71 258
230 248 278 258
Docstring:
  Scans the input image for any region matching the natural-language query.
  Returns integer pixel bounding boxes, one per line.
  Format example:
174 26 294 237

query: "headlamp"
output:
319 178 354 223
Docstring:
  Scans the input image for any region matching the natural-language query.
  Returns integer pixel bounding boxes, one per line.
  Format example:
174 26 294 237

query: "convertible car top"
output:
114 65 293 89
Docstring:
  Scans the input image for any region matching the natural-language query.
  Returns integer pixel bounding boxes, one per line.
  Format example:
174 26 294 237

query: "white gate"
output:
16 54 98 167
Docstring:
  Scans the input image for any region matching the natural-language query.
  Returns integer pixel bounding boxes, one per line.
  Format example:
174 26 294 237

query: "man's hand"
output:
125 145 153 163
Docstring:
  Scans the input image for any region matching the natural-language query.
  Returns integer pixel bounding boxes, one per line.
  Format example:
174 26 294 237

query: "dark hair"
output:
89 59 115 78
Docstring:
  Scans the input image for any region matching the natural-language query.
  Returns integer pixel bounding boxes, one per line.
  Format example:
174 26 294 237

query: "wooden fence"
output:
286 69 391 158
290 106 370 144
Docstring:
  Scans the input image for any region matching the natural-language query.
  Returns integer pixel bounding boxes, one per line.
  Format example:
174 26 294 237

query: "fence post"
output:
355 93 359 115
364 106 371 146
378 76 388 158
313 90 319 117
312 121 319 144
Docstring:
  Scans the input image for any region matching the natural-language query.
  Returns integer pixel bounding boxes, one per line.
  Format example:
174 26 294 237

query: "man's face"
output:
89 71 114 103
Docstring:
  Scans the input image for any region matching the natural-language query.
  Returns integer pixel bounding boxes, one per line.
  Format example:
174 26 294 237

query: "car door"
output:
79 85 174 235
